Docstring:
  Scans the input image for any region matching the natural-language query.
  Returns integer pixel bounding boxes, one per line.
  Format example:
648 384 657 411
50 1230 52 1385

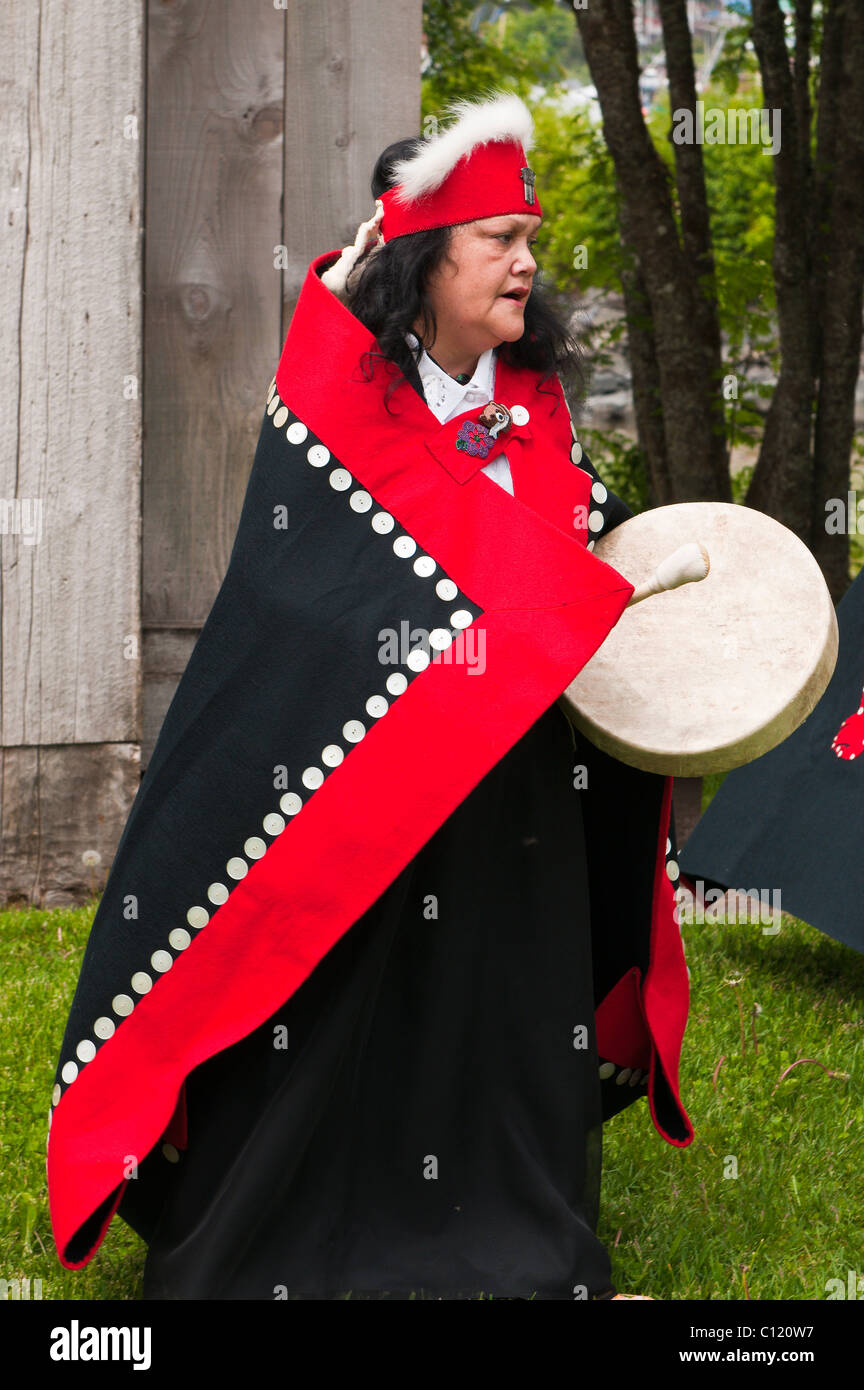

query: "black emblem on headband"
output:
520 167 536 204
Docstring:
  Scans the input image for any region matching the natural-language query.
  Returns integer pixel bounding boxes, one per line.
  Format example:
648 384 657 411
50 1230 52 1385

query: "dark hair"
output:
345 137 584 412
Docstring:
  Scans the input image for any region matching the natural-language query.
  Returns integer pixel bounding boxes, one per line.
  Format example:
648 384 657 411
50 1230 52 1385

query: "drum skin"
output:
562 502 838 777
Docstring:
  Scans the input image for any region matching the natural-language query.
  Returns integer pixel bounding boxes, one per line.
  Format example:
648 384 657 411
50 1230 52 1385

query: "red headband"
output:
378 137 542 243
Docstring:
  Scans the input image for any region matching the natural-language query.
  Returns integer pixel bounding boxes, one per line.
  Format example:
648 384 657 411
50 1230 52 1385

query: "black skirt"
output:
136 702 614 1300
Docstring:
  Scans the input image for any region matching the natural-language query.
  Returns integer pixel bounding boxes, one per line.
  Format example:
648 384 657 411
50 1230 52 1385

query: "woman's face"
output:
420 212 541 358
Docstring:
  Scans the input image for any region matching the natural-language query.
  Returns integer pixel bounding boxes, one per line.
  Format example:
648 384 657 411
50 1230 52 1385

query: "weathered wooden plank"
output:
0 1 424 900
0 744 140 907
282 0 423 316
0 2 143 747
142 627 199 767
142 0 422 769
143 0 285 630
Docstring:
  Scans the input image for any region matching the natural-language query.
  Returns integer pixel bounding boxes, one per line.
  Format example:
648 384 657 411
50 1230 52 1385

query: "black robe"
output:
46 249 692 1299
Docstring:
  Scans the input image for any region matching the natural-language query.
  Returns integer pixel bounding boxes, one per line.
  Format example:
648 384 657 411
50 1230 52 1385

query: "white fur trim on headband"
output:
390 90 535 205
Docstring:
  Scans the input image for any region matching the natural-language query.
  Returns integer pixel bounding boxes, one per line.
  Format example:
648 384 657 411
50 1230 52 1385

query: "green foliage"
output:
848 441 864 582
528 101 625 294
730 461 755 505
421 0 557 116
495 2 589 85
711 11 759 95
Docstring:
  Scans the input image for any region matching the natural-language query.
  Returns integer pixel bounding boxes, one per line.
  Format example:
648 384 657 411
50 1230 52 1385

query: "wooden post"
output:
0 0 423 905
143 0 422 768
0 2 144 906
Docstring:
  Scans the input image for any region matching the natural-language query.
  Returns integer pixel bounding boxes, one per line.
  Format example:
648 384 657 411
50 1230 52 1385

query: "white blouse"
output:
405 332 515 496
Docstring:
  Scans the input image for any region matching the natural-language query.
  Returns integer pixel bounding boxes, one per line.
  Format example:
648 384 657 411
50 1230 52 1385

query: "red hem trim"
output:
643 778 694 1146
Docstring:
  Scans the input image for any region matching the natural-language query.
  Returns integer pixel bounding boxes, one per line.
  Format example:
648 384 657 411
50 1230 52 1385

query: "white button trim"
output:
56 407 485 1107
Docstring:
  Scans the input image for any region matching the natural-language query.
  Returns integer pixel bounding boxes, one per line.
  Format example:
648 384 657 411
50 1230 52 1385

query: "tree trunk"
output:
657 0 728 493
745 0 816 540
617 203 673 507
575 0 731 503
809 0 864 601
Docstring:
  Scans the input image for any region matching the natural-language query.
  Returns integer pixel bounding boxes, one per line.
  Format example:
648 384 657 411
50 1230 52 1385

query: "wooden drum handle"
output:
626 541 710 607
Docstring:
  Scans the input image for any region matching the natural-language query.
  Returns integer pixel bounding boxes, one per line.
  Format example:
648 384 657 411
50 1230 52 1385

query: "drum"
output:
562 502 838 776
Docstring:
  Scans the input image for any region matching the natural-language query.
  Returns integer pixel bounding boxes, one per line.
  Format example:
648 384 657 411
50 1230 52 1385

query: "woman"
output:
47 91 691 1300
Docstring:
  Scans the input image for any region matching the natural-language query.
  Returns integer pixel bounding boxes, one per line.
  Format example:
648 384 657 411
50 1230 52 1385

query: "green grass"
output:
2 893 862 1301
599 910 863 1300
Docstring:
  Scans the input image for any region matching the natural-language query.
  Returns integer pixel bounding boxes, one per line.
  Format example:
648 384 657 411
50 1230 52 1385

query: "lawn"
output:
1 889 861 1301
